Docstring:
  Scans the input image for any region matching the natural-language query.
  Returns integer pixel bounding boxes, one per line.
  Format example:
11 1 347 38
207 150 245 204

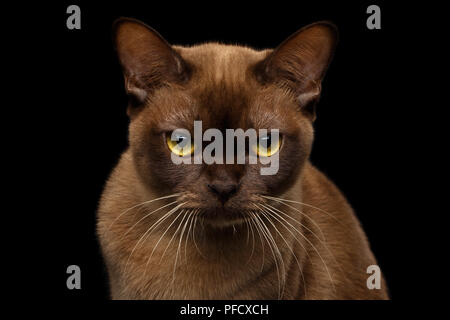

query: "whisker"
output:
172 209 193 284
192 213 206 259
142 203 189 279
245 216 250 245
257 203 318 285
256 212 286 299
107 193 180 231
262 202 345 279
263 202 326 241
261 203 324 243
124 202 185 274
250 211 285 299
258 203 336 293
262 195 345 228
244 215 256 266
255 204 307 299
122 200 179 239
184 209 197 263
257 211 288 299
248 212 265 273
159 210 188 264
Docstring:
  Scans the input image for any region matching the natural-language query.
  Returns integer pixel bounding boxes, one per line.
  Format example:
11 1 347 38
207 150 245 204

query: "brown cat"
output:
97 17 389 299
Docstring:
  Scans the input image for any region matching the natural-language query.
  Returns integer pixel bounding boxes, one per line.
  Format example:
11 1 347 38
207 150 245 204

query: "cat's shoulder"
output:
99 149 141 207
301 161 354 217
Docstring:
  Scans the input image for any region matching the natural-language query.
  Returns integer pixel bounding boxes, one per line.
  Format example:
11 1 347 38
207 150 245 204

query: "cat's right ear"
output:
112 18 190 115
254 22 338 121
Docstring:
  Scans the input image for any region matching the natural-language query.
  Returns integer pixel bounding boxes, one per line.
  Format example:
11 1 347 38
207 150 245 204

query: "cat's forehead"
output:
146 44 296 131
170 44 277 127
175 43 270 86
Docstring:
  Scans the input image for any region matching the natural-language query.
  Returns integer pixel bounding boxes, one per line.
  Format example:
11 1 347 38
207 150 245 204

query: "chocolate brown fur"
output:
97 18 389 299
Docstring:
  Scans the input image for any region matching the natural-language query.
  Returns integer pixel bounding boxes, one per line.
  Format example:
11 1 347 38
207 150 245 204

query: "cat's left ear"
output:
112 18 191 116
255 22 338 120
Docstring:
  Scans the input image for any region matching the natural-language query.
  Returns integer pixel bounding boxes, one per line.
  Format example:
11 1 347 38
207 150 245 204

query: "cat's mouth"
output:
177 193 262 228
192 207 248 228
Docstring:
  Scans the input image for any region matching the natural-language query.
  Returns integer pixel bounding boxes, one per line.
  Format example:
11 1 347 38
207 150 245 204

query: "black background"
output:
29 0 420 306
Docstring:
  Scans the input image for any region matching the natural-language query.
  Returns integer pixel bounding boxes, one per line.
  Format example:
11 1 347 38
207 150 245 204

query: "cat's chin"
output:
198 208 247 229
203 217 245 229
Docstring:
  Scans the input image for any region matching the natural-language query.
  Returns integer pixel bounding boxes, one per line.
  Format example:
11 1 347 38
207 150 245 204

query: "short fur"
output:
97 18 389 299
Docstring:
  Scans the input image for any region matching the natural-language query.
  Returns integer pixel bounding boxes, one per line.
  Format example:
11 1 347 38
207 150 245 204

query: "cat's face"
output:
114 18 337 226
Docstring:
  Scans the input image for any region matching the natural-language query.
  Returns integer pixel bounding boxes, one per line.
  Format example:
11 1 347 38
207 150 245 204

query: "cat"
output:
97 17 389 300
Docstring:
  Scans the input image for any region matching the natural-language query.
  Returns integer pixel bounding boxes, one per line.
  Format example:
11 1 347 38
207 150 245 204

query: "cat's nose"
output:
207 183 238 203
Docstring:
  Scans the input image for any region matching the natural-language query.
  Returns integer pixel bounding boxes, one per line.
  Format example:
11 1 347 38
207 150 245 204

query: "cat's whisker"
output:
124 202 185 275
258 212 288 300
249 212 274 288
263 201 326 241
255 204 307 299
250 210 285 300
258 202 336 293
262 196 345 287
184 209 197 263
262 195 345 228
244 216 250 245
256 212 286 300
244 215 256 266
122 200 179 239
141 203 189 279
261 203 324 243
172 209 193 285
159 210 189 265
107 193 181 231
192 213 206 259
262 202 345 278
257 203 318 286
248 212 265 273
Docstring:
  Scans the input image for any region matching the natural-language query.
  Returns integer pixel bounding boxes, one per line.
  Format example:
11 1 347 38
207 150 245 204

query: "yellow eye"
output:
166 133 194 157
255 134 282 157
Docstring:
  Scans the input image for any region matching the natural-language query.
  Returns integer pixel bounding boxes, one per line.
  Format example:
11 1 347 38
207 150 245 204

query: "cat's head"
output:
113 18 337 227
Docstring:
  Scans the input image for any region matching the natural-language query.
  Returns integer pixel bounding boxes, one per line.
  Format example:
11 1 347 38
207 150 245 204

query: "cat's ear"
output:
112 18 190 114
255 21 338 120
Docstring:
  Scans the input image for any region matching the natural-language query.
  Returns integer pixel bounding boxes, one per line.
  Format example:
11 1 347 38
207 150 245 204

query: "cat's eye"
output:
166 132 194 157
255 133 282 157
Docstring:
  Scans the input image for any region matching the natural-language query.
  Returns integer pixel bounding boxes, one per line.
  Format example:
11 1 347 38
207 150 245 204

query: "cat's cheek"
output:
262 135 309 194
127 136 172 192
